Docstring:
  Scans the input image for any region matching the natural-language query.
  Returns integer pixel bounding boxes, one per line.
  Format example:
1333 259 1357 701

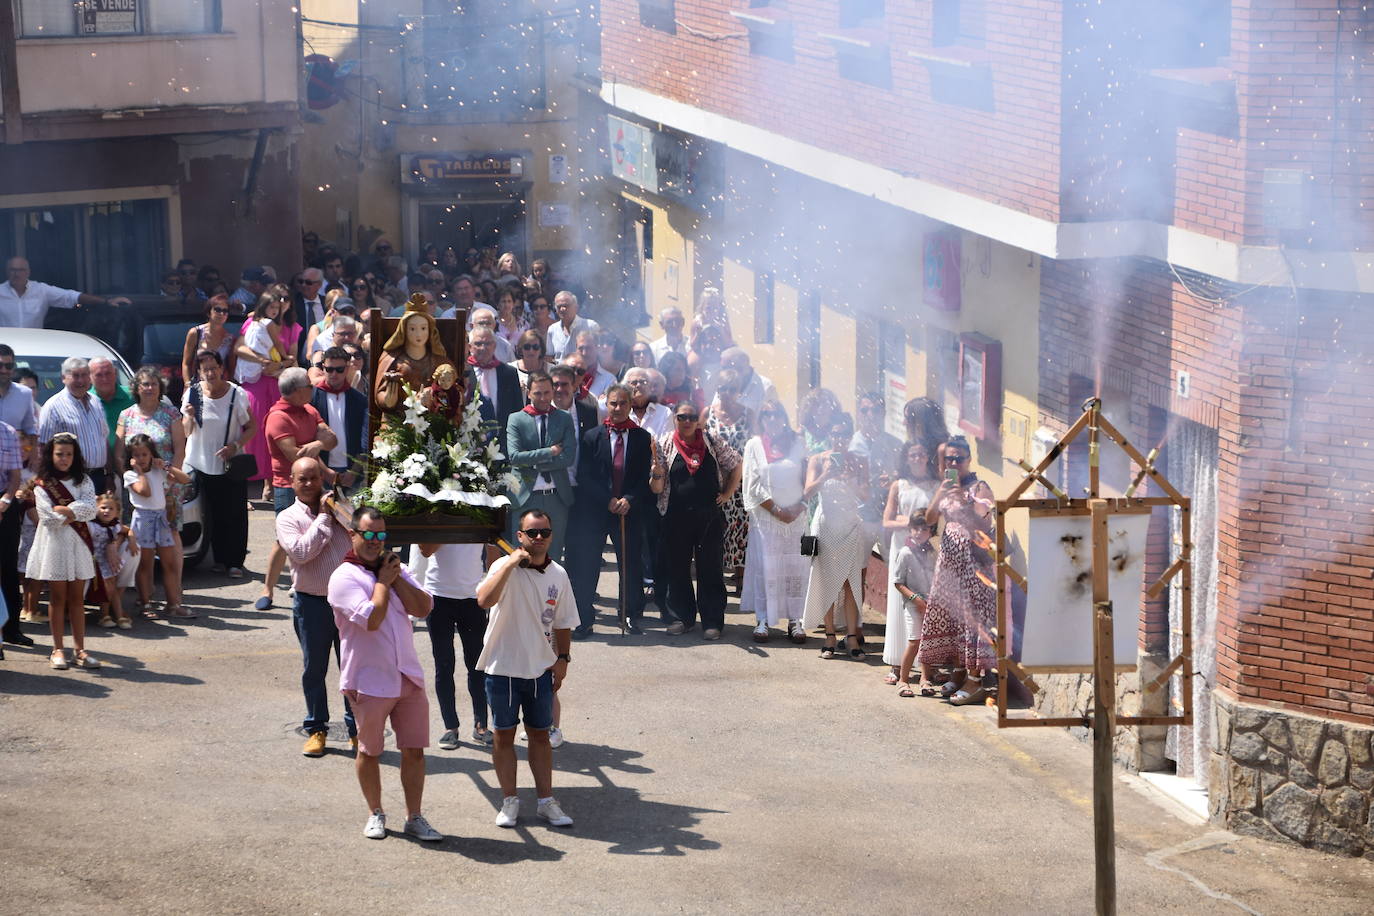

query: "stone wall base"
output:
1210 691 1374 858
1029 652 1170 772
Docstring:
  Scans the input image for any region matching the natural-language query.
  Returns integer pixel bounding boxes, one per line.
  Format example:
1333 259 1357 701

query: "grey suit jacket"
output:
505 408 577 507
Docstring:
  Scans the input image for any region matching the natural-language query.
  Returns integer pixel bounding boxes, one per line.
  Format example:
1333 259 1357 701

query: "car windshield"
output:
143 319 198 368
14 355 133 406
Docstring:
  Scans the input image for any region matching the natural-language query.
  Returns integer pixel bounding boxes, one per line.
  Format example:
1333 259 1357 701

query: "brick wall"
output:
599 0 1064 222
1227 289 1374 723
1237 0 1374 250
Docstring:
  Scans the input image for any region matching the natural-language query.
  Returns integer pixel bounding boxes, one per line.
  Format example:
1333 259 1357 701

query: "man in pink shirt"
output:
328 506 442 842
275 457 355 758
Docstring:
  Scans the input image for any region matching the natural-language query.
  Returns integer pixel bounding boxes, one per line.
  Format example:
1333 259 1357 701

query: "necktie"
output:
612 429 626 498
539 413 547 447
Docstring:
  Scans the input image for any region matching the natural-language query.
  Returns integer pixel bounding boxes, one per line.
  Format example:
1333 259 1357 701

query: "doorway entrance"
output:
1165 417 1220 788
416 199 527 268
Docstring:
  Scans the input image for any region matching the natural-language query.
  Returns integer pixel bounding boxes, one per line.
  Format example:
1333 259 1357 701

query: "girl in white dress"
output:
741 400 810 643
801 414 870 659
29 433 100 670
880 441 937 683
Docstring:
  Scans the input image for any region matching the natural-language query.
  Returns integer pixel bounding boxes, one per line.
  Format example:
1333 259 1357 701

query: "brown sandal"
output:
897 683 916 698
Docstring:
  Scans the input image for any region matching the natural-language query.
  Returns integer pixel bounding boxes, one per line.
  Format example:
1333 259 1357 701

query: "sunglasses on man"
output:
520 527 553 539
354 530 388 541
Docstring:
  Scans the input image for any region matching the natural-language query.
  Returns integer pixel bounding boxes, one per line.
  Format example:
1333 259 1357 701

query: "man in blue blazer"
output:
504 372 576 558
565 383 655 637
311 346 369 494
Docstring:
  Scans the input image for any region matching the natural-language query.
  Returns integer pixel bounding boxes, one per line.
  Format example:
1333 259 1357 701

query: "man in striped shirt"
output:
37 357 109 494
276 456 357 758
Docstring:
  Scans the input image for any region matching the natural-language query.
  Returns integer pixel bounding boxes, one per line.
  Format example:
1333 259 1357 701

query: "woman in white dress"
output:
880 441 937 683
29 433 101 670
801 414 870 659
741 400 810 643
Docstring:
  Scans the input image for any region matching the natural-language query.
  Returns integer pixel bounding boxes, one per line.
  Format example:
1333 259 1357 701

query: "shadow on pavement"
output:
0 668 112 698
414 741 719 857
57 646 205 686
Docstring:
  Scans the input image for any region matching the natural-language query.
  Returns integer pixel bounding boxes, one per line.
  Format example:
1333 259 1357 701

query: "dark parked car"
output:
46 295 242 405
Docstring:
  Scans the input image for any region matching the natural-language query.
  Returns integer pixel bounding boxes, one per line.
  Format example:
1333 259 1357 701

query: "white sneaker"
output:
404 813 443 842
549 726 565 748
495 796 520 828
518 730 528 742
364 810 386 839
537 798 573 827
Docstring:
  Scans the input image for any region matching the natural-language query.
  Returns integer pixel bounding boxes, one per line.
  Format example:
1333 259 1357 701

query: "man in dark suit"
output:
311 346 369 494
565 384 654 638
465 326 522 455
549 364 599 483
504 372 576 560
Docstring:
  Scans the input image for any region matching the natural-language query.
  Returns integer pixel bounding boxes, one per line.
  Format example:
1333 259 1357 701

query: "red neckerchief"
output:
672 429 707 476
341 549 382 574
522 404 551 416
604 417 637 432
317 380 349 394
39 476 107 603
576 370 595 401
467 353 501 371
526 554 553 573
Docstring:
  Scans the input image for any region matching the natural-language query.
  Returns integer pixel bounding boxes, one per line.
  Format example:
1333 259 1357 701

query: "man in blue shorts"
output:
475 508 577 828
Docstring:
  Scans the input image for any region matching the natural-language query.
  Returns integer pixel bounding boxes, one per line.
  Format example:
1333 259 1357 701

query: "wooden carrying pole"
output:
1090 498 1116 916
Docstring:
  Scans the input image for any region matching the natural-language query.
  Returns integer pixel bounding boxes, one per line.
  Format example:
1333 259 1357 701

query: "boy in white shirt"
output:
475 508 578 829
892 512 937 697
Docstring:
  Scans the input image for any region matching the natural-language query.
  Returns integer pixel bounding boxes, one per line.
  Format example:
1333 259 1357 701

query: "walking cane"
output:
617 512 628 637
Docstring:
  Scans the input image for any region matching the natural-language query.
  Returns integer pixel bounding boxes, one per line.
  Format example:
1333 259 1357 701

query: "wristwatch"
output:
556 653 572 663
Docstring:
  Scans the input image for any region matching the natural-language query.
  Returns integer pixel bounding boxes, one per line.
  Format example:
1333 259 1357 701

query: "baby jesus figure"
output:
425 362 464 420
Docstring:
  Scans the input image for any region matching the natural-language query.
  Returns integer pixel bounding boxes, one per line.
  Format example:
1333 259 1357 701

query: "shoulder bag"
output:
221 386 259 481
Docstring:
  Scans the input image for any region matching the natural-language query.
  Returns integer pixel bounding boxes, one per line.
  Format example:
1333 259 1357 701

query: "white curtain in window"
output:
19 0 78 36
146 0 216 34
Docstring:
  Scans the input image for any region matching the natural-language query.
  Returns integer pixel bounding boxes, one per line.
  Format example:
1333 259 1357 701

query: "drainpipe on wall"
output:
242 128 271 217
0 0 23 145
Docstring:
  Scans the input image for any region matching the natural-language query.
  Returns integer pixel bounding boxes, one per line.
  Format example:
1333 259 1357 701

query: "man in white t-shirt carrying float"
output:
475 508 578 829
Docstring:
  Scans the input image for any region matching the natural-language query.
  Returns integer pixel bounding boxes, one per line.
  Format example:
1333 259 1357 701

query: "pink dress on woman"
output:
235 319 301 484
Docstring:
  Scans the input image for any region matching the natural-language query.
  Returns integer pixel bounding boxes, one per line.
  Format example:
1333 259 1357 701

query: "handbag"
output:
221 386 258 481
800 534 820 557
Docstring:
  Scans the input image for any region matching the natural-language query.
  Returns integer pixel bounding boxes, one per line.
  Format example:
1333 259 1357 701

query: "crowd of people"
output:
0 236 1003 839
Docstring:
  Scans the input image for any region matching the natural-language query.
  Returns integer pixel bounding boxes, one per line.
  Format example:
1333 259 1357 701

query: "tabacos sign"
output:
402 154 524 183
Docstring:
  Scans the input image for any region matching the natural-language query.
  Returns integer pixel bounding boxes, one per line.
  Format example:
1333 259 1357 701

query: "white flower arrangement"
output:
354 380 510 522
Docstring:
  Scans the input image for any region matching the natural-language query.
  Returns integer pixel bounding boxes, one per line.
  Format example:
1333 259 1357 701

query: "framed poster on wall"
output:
958 331 1001 442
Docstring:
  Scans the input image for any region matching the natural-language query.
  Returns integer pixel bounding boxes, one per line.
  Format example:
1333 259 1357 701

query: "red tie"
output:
611 429 625 498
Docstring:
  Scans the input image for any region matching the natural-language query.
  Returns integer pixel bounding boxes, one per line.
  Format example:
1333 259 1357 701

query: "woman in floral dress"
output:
703 369 754 587
916 436 997 705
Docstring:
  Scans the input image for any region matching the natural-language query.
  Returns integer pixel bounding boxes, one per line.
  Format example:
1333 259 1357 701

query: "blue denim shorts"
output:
273 485 295 514
484 670 554 732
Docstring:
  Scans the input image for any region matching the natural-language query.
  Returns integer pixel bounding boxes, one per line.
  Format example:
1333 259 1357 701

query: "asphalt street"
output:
2 512 1372 915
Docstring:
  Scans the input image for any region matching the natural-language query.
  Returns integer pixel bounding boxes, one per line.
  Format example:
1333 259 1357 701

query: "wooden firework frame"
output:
994 397 1194 730
992 397 1193 916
